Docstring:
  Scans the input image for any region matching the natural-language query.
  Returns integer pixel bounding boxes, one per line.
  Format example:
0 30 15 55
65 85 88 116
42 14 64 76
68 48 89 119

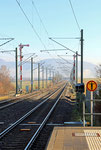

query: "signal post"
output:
19 44 29 93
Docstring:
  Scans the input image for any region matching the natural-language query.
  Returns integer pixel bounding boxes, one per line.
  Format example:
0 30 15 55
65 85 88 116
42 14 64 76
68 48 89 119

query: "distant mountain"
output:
0 58 15 67
39 59 97 78
0 58 97 79
79 61 96 78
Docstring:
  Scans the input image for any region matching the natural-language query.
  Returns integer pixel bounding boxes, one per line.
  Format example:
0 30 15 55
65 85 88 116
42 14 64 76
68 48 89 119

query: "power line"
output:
45 51 71 73
31 0 55 49
31 0 49 37
16 0 47 49
40 49 67 52
57 55 73 65
52 37 80 39
68 0 81 31
18 53 35 66
49 38 76 54
0 38 14 47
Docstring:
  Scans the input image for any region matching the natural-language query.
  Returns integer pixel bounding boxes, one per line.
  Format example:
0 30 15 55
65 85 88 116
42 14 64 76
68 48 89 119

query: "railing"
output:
83 99 101 126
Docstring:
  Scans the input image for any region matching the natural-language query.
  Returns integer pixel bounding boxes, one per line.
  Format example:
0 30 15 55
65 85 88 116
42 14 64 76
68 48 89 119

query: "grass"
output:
0 80 53 101
0 95 9 101
71 106 82 122
12 80 52 92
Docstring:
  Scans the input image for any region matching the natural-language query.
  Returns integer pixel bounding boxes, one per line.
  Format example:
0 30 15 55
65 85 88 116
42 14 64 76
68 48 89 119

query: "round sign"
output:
86 80 97 92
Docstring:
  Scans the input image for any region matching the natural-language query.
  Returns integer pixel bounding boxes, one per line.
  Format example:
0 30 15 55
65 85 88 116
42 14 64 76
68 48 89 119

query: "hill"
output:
0 58 97 80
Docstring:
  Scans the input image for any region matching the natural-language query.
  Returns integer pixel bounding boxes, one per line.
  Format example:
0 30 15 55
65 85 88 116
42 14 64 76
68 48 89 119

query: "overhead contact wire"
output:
31 0 49 37
16 0 47 50
68 0 81 31
31 0 55 49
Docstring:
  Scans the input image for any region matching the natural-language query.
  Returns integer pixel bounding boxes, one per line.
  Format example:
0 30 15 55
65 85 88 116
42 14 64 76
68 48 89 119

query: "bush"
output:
0 65 14 95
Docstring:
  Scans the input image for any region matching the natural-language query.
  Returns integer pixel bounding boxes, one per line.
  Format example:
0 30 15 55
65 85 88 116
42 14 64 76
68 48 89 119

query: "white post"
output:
91 91 93 126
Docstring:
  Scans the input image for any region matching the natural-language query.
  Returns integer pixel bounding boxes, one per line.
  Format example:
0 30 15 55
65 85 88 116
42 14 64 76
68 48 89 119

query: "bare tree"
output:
0 65 9 76
96 64 101 78
0 65 14 95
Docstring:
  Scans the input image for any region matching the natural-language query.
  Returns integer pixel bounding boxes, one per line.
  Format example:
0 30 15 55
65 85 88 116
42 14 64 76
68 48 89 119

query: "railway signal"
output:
75 83 84 93
19 44 29 93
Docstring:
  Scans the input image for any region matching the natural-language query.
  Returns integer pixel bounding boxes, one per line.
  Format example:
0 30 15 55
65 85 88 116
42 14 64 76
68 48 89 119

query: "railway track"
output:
0 84 66 149
0 83 62 110
31 85 75 150
0 83 64 133
0 90 43 110
0 90 49 110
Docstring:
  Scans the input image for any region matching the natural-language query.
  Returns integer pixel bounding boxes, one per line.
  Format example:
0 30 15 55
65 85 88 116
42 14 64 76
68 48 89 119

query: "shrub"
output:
0 65 14 95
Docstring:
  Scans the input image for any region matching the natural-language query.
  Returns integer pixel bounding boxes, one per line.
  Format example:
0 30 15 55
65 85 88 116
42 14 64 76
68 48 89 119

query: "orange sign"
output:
87 80 97 92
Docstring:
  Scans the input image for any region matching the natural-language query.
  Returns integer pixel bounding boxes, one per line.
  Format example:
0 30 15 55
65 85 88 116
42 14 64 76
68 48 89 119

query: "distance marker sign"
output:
87 80 97 92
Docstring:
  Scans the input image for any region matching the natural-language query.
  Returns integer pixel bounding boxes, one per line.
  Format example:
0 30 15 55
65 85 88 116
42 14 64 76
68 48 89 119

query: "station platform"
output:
46 127 101 150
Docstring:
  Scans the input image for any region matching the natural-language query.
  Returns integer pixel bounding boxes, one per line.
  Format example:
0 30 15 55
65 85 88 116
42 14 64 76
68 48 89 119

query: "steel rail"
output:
0 101 22 110
0 89 52 110
0 91 39 104
0 85 64 139
0 88 46 104
24 85 66 150
0 93 40 110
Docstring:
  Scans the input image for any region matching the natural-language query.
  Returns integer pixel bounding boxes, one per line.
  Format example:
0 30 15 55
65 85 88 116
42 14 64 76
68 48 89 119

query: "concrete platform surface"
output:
46 127 101 150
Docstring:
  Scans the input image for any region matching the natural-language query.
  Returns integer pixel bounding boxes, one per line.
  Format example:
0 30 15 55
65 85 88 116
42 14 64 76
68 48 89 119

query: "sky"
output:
0 0 101 78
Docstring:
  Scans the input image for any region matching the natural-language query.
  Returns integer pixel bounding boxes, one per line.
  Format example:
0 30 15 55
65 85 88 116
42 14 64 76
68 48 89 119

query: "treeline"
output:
95 64 101 125
0 65 14 95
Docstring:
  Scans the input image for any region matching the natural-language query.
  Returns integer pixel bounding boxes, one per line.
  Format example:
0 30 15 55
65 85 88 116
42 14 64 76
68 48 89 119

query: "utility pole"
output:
81 30 85 128
53 71 54 85
81 29 84 83
0 49 18 94
73 55 76 83
31 57 33 92
19 44 23 93
46 67 47 88
57 71 59 82
15 48 18 94
76 51 78 84
55 72 57 83
19 44 29 93
42 66 44 88
50 69 51 86
38 63 40 90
